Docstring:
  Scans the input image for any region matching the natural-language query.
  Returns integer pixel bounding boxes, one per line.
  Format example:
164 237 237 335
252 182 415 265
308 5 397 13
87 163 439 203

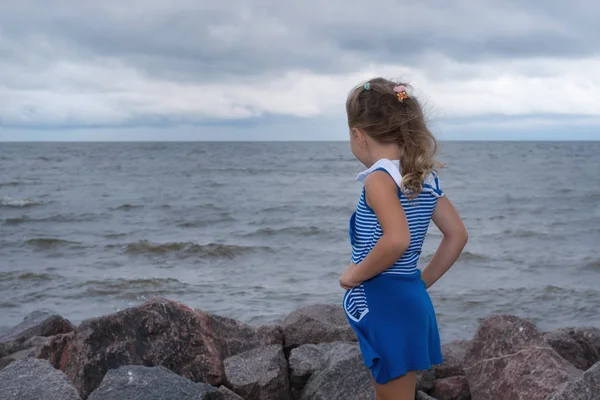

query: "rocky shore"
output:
0 298 599 400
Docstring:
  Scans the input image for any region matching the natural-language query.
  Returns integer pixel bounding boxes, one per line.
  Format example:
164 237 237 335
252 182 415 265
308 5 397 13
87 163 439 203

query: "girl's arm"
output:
421 196 468 288
348 171 411 283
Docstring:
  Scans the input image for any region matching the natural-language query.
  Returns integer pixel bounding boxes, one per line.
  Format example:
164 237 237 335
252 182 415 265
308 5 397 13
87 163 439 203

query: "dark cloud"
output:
1 0 598 82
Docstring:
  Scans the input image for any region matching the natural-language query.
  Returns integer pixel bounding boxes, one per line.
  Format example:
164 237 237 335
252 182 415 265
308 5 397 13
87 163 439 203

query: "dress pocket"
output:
343 285 369 323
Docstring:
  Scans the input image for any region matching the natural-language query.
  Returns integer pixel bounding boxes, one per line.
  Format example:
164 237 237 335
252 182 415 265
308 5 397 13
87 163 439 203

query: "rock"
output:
546 362 600 400
37 298 224 399
300 342 374 400
35 332 74 369
0 310 74 344
432 376 471 400
0 347 36 370
435 340 470 379
224 345 291 400
208 314 283 359
0 358 81 400
545 327 600 371
289 342 345 397
218 386 245 400
417 391 439 400
87 365 223 400
416 368 436 393
282 304 356 349
464 315 581 400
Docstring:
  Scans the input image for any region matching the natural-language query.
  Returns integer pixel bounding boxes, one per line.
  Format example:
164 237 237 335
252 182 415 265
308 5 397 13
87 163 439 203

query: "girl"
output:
339 78 468 400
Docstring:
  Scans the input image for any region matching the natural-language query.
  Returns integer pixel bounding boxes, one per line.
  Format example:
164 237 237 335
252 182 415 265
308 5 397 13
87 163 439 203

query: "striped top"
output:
349 158 443 276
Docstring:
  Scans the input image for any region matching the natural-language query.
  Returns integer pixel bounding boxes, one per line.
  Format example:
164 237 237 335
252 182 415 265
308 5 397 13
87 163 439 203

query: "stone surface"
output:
300 342 375 400
432 376 471 400
0 311 74 355
37 298 224 399
435 340 470 379
87 365 223 400
0 311 74 343
218 386 245 400
289 342 346 397
0 358 81 400
208 314 283 359
282 304 356 349
416 391 439 400
545 327 600 371
224 344 291 400
546 362 600 400
417 368 436 393
464 315 581 400
0 347 35 370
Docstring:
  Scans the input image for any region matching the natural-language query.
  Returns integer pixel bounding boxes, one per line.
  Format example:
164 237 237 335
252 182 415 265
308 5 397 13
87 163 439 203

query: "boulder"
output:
546 362 600 400
36 298 224 399
431 376 471 400
282 304 356 349
0 358 81 400
87 365 223 400
300 342 374 400
416 368 436 393
416 391 439 400
218 386 245 400
464 315 581 400
224 345 290 400
545 327 600 371
208 314 283 359
435 340 470 379
0 311 74 354
0 347 36 370
289 342 343 397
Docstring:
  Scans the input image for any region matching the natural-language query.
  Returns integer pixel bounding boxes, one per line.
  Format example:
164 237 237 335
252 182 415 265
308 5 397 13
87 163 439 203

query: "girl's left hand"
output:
339 263 362 290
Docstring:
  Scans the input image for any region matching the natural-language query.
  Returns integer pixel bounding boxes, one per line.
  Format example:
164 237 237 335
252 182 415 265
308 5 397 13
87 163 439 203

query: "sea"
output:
1 141 599 342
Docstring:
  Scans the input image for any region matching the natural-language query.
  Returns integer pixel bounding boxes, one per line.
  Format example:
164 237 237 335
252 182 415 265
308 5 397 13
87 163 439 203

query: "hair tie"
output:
394 85 409 102
363 83 371 91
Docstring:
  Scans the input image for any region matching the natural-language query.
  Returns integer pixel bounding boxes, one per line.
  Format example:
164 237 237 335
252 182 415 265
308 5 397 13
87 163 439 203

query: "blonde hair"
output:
346 77 442 198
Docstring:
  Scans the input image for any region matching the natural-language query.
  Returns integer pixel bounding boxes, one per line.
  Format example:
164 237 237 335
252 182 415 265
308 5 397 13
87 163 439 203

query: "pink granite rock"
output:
464 315 581 400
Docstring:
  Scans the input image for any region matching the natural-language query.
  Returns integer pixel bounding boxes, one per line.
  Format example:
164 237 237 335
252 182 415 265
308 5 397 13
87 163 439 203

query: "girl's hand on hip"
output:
339 263 362 290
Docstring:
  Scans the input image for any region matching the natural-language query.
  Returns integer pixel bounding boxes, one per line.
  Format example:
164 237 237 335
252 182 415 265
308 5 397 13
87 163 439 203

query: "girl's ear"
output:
352 128 367 148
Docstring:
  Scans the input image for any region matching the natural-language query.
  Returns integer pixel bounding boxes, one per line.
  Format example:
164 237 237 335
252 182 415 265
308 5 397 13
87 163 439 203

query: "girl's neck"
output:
365 145 402 168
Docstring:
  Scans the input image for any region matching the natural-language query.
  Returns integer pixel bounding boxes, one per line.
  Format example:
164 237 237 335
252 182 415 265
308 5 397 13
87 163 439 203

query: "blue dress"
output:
343 158 444 384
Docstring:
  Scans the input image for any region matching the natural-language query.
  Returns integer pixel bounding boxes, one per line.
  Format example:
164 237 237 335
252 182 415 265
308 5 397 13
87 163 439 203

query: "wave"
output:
3 213 108 225
458 251 490 262
584 259 600 270
502 229 546 238
0 272 56 282
1 196 43 208
0 181 20 188
110 240 268 258
112 204 144 211
25 238 83 249
246 226 327 237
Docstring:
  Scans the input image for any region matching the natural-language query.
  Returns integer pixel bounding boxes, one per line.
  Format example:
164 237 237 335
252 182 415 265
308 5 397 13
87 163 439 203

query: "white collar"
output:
356 158 402 187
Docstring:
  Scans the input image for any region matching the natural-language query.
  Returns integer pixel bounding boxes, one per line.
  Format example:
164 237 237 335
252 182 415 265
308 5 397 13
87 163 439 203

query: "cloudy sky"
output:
1 0 599 141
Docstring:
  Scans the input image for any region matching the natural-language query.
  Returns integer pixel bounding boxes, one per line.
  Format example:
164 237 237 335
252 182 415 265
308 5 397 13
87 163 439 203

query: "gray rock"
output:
416 368 436 393
0 358 80 400
432 376 471 400
0 310 74 345
545 327 600 371
87 365 223 400
282 304 356 349
0 347 35 371
300 342 375 400
464 315 581 400
218 385 245 400
546 362 600 400
417 391 439 400
224 344 291 400
435 340 470 379
289 342 347 397
208 314 283 359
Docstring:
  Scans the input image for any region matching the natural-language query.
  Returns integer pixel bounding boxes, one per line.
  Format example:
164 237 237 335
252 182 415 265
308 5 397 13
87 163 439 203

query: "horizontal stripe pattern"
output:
346 168 441 319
